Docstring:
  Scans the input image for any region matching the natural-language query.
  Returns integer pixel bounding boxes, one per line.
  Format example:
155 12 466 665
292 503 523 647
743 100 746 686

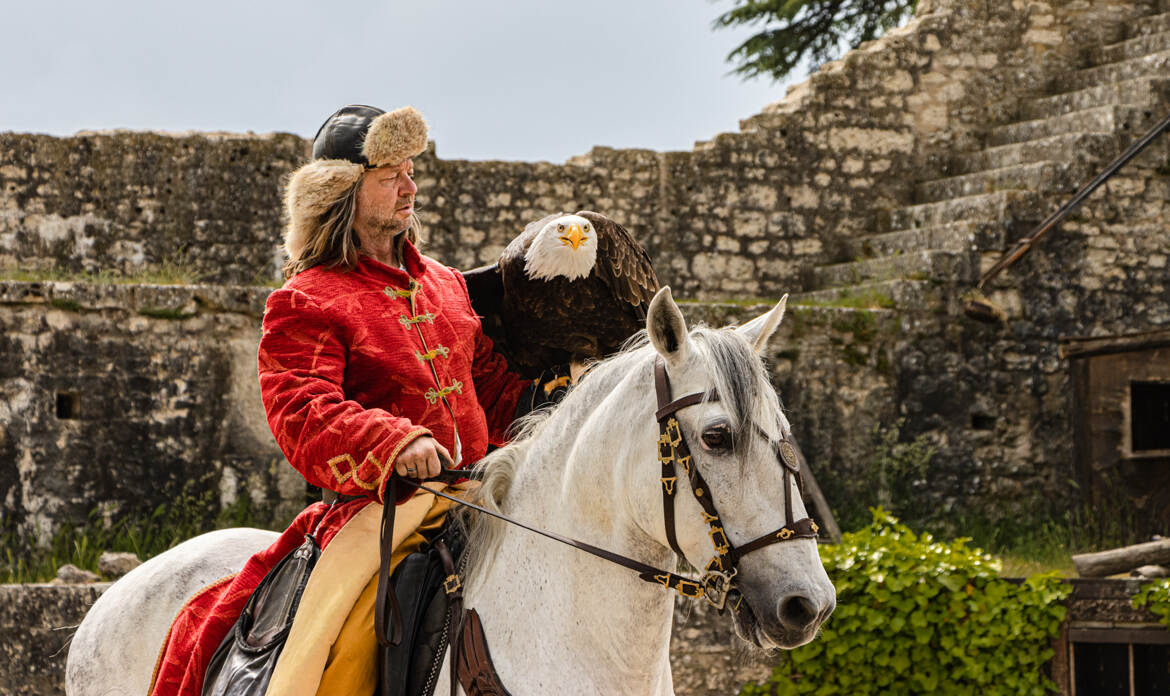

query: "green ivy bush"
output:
1132 578 1170 628
743 510 1070 696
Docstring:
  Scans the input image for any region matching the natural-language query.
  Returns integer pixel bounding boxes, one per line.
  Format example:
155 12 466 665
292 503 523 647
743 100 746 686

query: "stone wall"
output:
0 281 303 540
0 132 305 285
886 121 1170 531
0 583 107 696
0 279 894 538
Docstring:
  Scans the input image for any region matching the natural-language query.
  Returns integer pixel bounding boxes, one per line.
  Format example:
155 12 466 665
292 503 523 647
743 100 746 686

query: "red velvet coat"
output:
259 242 528 503
149 245 529 696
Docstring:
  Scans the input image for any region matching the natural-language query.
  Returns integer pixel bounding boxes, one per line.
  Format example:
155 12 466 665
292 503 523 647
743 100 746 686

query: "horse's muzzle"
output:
734 584 836 649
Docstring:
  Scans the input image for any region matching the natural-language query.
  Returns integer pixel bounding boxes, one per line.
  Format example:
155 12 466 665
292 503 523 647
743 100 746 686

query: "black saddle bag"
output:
202 534 320 696
378 522 467 696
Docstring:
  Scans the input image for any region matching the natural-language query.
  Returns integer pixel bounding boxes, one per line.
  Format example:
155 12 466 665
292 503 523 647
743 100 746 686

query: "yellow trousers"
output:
262 484 464 696
315 496 456 696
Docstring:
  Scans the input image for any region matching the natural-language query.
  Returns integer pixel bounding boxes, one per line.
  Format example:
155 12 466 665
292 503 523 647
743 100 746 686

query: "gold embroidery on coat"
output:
414 345 450 362
424 379 463 404
326 452 388 490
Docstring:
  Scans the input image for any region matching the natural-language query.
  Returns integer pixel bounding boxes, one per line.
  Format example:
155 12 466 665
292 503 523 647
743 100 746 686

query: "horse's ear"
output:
736 294 788 354
647 287 691 366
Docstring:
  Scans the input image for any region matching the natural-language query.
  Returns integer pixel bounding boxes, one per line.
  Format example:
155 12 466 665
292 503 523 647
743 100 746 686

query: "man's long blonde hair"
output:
282 179 422 279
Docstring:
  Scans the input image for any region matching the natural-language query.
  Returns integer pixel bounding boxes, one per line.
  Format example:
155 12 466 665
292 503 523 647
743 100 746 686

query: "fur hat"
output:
284 105 429 259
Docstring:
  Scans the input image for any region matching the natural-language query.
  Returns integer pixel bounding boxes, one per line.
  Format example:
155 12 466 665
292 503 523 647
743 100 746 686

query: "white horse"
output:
67 288 835 695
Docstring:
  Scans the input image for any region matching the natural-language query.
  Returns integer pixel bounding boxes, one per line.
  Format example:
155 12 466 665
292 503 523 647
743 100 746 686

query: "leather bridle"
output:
391 354 818 617
374 354 822 695
650 355 819 612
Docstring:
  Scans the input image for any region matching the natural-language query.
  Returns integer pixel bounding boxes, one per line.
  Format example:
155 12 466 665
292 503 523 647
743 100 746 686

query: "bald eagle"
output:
462 211 659 379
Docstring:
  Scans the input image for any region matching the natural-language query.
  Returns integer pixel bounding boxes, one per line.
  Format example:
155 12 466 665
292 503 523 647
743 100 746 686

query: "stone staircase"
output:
795 8 1170 309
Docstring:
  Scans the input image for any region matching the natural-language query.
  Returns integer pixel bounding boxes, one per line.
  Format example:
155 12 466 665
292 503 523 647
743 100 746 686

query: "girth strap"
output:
456 610 512 696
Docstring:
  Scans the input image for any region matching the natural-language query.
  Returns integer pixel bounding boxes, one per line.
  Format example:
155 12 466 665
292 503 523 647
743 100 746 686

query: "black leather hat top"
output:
311 104 386 164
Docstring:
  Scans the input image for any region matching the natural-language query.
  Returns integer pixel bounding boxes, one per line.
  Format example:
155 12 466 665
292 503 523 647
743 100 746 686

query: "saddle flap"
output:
202 534 320 696
244 536 319 648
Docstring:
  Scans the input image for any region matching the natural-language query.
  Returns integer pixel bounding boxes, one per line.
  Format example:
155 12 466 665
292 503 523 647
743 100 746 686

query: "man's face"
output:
354 159 417 240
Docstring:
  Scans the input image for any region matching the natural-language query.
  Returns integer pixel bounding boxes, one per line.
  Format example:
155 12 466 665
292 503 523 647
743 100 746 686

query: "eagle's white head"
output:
524 213 599 281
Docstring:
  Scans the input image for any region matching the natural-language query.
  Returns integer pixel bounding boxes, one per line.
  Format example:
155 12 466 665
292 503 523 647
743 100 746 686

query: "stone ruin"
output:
5 1 1170 694
3 0 1170 546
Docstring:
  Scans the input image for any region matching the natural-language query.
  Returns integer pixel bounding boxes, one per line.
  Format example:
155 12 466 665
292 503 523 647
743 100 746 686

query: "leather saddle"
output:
378 519 467 696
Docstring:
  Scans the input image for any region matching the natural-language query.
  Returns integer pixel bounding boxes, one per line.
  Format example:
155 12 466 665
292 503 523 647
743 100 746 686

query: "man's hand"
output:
394 436 451 480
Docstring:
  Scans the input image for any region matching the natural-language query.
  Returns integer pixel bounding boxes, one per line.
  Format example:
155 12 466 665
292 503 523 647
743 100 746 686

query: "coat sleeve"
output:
258 287 430 503
452 272 529 445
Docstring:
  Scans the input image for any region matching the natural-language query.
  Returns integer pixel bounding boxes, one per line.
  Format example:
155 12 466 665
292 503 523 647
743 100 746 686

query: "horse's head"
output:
641 287 835 649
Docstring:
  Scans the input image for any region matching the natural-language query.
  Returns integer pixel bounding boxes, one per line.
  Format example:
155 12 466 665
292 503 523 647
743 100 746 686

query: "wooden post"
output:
1072 540 1170 577
789 436 843 544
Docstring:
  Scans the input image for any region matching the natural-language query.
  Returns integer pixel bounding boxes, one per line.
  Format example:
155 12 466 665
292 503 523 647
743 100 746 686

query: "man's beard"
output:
364 201 412 242
365 216 409 242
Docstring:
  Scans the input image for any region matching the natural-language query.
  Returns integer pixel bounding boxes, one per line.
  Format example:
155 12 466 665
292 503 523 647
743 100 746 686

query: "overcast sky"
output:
0 0 801 163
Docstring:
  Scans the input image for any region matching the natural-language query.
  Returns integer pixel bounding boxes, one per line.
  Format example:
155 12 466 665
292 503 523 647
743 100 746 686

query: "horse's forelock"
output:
689 327 781 452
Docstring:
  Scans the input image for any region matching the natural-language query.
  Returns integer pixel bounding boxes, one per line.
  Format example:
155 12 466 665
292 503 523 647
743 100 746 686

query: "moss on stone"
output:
48 298 82 312
137 306 195 320
0 263 205 286
831 310 879 344
792 287 896 309
841 343 869 366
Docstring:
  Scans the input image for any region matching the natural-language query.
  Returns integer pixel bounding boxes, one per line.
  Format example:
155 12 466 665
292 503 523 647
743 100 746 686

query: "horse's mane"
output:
457 324 782 584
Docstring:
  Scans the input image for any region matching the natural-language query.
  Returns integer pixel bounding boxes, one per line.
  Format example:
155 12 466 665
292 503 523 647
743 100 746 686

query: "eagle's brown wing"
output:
578 209 659 312
572 210 660 356
461 262 508 361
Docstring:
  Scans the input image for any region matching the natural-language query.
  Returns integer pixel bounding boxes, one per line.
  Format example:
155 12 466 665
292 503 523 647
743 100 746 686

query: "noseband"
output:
648 356 819 611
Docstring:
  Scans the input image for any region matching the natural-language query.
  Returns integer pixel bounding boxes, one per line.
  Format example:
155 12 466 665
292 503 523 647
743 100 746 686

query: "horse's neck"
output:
465 374 678 694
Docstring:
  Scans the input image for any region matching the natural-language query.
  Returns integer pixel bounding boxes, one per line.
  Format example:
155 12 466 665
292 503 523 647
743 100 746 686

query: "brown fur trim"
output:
362 106 428 168
284 159 364 259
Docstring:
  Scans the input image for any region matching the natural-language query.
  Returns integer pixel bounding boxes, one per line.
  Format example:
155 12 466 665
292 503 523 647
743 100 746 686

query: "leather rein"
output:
395 355 819 615
377 355 821 694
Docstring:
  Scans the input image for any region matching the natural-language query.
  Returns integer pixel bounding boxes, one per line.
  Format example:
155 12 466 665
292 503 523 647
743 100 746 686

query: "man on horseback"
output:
147 104 533 696
70 105 836 696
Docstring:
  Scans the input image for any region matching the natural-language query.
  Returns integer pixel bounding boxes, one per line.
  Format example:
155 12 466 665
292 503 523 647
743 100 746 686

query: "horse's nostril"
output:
778 595 818 629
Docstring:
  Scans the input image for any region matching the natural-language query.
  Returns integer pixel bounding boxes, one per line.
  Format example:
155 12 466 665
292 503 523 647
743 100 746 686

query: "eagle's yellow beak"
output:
559 223 586 250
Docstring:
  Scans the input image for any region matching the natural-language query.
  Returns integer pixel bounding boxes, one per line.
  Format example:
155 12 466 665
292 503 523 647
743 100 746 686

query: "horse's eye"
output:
701 424 733 452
